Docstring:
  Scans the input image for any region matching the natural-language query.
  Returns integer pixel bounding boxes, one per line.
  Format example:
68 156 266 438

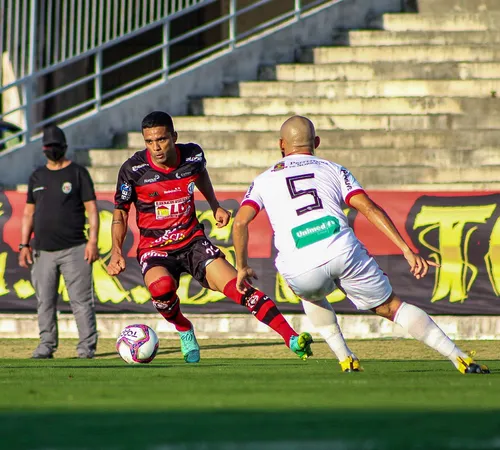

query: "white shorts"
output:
285 239 393 310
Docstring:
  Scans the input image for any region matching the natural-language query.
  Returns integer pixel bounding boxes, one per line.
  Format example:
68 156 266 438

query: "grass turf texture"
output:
0 339 499 450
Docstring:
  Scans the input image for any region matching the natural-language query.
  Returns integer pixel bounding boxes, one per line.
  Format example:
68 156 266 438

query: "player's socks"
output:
302 298 353 361
393 302 470 370
223 278 297 346
154 296 192 332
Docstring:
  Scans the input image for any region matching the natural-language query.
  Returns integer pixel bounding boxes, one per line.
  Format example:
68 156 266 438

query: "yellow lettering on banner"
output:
414 204 496 303
58 276 70 302
485 217 500 296
92 260 131 304
130 286 151 304
275 273 300 304
327 289 347 304
0 252 9 296
13 279 35 299
197 209 234 243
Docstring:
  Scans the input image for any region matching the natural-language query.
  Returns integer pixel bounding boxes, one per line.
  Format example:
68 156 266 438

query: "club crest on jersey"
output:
62 182 72 194
120 183 132 200
187 181 195 195
272 162 285 172
155 196 191 220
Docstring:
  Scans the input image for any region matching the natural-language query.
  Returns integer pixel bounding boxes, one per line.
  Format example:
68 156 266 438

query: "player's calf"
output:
223 278 300 346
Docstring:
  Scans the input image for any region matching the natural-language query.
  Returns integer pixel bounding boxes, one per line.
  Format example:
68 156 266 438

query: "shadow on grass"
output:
94 340 283 358
1 409 499 450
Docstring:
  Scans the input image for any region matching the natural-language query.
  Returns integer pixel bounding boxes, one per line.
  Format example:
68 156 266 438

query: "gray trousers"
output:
31 243 97 356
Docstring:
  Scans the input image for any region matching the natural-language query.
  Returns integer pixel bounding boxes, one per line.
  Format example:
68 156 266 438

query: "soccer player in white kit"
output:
233 115 489 374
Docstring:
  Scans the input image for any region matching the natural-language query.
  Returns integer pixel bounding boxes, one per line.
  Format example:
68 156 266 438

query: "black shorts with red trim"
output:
137 237 224 288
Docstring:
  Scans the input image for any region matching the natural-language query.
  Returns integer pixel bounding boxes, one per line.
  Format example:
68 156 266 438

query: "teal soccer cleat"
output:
289 332 313 361
179 328 200 363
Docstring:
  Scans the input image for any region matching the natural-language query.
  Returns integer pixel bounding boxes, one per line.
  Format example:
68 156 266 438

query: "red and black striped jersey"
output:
114 143 206 256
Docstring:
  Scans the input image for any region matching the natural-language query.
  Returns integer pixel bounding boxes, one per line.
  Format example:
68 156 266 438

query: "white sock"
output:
394 302 468 369
301 298 353 361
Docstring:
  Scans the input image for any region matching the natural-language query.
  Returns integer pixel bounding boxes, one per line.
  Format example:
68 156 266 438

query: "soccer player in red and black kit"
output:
106 111 313 363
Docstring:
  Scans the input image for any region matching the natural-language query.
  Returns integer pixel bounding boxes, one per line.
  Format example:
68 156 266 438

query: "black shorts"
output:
138 237 224 288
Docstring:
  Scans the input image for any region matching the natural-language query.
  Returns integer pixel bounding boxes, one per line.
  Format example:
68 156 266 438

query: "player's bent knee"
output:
148 275 177 306
372 292 399 320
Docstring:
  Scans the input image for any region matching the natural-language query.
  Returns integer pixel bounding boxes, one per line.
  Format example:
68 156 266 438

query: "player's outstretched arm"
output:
194 168 231 228
348 192 439 279
107 209 128 276
233 205 259 293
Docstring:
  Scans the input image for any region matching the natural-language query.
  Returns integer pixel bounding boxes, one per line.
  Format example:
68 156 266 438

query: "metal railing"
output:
1 0 340 150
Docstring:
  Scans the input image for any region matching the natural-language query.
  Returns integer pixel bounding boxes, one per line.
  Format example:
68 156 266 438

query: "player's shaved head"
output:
279 115 319 157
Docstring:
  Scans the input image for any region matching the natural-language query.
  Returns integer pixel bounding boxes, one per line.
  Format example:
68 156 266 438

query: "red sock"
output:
153 297 192 332
223 278 297 346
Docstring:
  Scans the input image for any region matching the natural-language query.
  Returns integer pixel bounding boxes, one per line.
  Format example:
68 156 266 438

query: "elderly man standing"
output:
18 125 100 359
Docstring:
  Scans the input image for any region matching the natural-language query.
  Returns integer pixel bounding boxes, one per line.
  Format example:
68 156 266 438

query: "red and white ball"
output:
116 324 159 364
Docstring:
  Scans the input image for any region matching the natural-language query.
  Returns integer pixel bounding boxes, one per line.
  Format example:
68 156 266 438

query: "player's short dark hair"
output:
141 111 175 133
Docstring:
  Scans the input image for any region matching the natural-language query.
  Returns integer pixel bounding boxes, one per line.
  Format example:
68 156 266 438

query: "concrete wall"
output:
2 313 498 340
0 0 403 188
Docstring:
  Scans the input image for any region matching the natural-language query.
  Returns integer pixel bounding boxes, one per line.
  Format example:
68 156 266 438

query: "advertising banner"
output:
0 190 499 315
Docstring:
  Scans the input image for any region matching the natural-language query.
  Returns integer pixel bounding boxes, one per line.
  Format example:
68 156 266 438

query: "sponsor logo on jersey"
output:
149 191 159 198
187 181 195 195
186 152 203 163
175 171 192 179
340 168 353 190
144 174 160 184
151 229 186 246
120 183 132 200
272 162 285 172
139 249 169 265
154 196 191 220
163 187 182 194
32 186 46 193
244 182 254 198
132 163 148 172
61 182 72 194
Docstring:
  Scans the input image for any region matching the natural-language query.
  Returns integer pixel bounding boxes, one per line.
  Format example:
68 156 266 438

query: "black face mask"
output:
43 145 66 161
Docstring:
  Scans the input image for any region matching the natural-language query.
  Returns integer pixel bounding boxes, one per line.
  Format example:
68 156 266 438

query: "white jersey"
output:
241 154 365 278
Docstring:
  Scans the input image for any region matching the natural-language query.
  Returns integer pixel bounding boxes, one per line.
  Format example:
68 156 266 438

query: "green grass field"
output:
0 339 499 450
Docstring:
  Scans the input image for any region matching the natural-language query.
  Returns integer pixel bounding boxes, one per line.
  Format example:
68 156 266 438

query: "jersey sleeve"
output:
26 173 35 204
240 179 264 214
194 145 207 174
338 166 365 206
114 162 136 211
79 166 97 202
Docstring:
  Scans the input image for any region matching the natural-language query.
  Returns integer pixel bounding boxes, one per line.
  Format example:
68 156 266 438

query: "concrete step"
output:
124 130 500 151
300 45 500 64
342 30 500 46
416 0 500 14
74 149 138 167
174 114 500 132
85 147 500 171
228 80 500 99
190 97 500 116
259 62 500 82
139 165 500 185
20 180 500 193
373 13 500 32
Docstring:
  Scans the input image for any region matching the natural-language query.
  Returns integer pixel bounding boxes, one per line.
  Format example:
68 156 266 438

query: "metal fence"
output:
1 0 208 77
1 0 339 150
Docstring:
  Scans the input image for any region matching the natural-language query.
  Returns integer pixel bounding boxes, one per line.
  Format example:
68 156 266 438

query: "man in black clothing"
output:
18 126 100 359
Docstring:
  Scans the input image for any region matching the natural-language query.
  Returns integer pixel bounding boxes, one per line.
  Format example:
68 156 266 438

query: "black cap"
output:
42 125 67 146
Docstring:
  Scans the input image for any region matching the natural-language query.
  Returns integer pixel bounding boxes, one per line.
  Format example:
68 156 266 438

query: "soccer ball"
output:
116 324 159 364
